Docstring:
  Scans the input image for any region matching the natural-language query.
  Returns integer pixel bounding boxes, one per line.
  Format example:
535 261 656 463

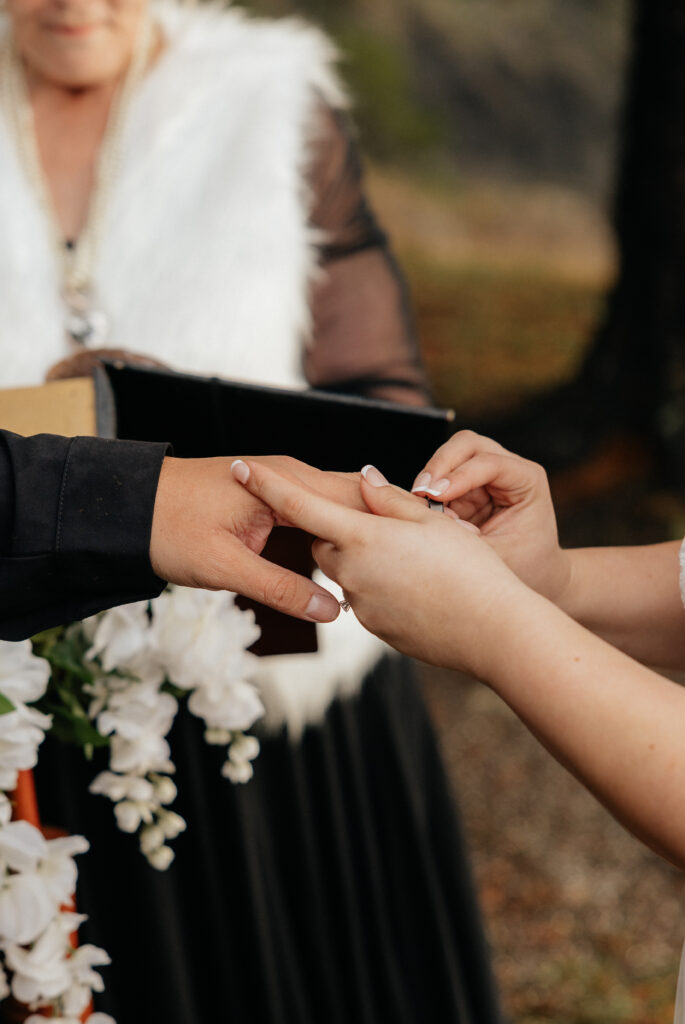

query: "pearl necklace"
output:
0 18 155 346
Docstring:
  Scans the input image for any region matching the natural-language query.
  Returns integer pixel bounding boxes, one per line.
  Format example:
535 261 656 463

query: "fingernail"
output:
361 464 388 487
230 459 249 484
306 593 340 622
428 478 450 496
411 471 432 493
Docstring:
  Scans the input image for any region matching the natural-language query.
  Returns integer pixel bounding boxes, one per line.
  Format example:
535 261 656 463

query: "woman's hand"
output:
46 348 167 381
230 459 528 680
411 430 572 606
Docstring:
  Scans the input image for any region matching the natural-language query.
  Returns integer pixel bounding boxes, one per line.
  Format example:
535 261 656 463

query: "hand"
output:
229 459 527 679
149 455 362 623
411 430 572 605
46 348 167 381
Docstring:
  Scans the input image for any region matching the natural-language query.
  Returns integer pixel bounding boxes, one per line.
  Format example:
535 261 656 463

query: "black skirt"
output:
35 656 501 1023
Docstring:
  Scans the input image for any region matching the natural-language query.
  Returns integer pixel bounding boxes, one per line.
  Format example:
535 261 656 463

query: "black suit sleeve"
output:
0 430 170 641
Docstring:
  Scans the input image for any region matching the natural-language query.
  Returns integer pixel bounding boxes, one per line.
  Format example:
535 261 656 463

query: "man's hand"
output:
149 455 362 622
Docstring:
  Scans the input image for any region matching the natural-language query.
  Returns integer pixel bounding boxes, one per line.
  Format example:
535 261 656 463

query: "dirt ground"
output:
421 664 685 1024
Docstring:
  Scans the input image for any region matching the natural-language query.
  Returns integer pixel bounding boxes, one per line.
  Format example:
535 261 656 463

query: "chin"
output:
38 52 122 88
27 27 125 88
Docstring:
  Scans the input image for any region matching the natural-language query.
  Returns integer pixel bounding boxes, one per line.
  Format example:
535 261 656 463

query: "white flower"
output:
87 602 162 683
0 639 52 791
6 913 110 1013
0 793 12 827
83 676 119 720
0 820 46 873
38 834 90 906
6 915 73 1002
146 844 174 871
89 771 155 804
96 681 176 742
150 774 177 804
151 588 260 694
204 727 232 746
0 872 56 945
114 800 152 834
221 759 254 784
139 824 165 855
229 734 260 764
97 683 177 776
0 639 51 705
0 824 88 944
0 704 52 790
61 943 110 1015
188 679 263 733
109 733 174 777
157 810 186 840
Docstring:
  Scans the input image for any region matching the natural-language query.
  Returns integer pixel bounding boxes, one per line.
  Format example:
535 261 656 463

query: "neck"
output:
28 76 119 240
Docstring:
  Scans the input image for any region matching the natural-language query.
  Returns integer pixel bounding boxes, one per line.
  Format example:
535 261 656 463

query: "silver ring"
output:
426 497 445 513
340 599 351 613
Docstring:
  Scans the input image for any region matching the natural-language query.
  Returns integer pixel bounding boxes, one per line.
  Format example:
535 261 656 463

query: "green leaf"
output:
47 706 111 748
0 692 16 716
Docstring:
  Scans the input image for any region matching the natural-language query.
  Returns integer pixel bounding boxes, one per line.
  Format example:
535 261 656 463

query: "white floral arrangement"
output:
0 586 262 1022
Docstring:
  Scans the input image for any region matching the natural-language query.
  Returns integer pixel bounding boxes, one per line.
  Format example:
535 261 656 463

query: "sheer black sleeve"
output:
0 431 169 640
304 106 430 406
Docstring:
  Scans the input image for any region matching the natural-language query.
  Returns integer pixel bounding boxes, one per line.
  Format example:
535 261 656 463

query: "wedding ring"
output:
426 498 445 513
340 599 351 613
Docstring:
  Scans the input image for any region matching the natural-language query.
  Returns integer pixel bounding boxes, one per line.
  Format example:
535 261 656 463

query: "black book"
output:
96 362 456 654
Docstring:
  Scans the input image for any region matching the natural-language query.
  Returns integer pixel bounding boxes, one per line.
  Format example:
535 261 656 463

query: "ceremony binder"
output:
93 362 456 655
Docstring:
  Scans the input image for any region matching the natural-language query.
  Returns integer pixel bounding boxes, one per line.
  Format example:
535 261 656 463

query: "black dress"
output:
34 108 502 1023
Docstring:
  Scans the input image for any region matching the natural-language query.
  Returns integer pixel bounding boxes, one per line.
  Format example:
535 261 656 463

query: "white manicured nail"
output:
361 465 388 487
230 459 249 484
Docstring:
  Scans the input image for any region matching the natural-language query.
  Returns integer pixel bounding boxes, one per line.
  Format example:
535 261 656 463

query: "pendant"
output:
63 287 109 347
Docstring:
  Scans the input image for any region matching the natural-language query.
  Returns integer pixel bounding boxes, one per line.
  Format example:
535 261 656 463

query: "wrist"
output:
478 585 566 692
465 576 542 683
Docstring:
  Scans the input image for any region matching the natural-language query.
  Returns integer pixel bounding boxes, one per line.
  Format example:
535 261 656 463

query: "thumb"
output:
360 465 430 522
228 544 341 623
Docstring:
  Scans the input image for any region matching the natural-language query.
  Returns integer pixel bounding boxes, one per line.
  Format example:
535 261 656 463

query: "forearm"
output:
0 432 168 640
556 541 685 667
482 588 685 868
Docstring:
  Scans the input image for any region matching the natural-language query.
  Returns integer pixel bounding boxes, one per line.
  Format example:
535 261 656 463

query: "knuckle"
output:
280 492 308 524
274 454 297 473
524 458 545 479
262 573 300 610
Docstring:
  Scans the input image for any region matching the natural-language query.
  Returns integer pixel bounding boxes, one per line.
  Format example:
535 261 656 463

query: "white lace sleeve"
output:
680 538 685 609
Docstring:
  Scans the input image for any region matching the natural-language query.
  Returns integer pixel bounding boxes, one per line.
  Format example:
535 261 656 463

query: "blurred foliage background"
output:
239 0 629 417
239 4 685 1023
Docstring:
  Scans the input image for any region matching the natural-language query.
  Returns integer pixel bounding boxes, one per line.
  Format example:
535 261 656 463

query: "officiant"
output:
0 0 502 1019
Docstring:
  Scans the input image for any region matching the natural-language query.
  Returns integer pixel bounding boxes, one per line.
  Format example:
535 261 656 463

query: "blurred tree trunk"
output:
585 0 685 479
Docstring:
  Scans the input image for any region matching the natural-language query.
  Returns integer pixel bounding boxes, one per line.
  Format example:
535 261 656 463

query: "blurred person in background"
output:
0 0 502 1020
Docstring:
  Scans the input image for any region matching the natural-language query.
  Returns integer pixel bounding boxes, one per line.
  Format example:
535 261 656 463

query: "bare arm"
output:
559 541 685 667
484 582 685 870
